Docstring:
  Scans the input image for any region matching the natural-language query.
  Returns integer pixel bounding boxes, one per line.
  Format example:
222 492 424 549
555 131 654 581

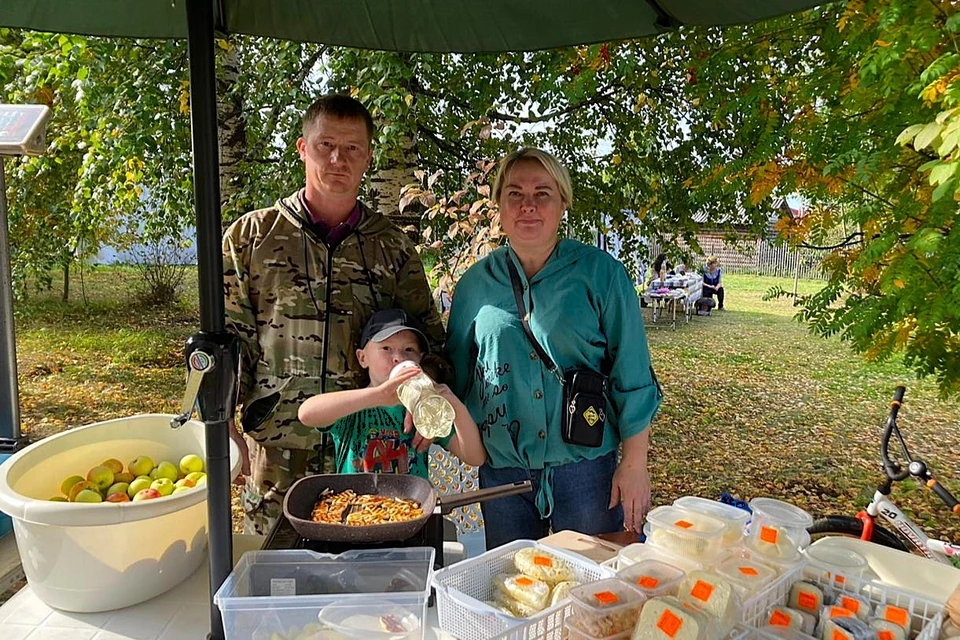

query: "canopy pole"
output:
0 158 25 453
184 2 233 639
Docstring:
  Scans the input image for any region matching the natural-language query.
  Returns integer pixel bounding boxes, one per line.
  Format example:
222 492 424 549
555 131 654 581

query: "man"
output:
222 94 445 534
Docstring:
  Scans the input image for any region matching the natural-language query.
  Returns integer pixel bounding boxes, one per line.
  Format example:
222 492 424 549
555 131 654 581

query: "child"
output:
298 308 486 477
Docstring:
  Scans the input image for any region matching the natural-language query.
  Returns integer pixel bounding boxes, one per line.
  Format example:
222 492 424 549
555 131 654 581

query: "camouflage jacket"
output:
223 190 446 450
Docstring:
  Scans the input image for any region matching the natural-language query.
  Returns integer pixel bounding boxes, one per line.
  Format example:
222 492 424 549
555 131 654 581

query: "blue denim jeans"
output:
478 451 624 549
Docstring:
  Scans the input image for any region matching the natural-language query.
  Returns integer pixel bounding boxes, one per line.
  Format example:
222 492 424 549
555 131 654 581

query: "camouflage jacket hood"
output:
223 190 445 450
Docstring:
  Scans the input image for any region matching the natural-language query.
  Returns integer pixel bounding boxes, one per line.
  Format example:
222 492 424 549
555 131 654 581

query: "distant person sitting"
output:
648 254 671 286
702 256 724 310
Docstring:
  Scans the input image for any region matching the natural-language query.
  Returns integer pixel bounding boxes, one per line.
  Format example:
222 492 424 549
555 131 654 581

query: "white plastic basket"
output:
743 561 944 640
432 539 614 640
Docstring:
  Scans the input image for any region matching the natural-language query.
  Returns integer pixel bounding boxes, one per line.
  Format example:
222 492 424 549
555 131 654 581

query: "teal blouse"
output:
445 239 662 516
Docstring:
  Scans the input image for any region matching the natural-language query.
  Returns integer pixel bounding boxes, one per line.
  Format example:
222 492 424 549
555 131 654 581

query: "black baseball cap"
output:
359 308 429 352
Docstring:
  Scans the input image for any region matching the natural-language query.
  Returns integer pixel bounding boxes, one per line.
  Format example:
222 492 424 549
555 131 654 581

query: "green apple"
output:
150 477 175 497
113 471 135 484
128 455 154 478
185 471 206 486
132 488 161 502
151 460 179 482
49 496 68 502
100 458 124 475
60 474 86 497
127 476 152 497
106 482 130 497
105 491 131 503
171 486 193 495
68 480 96 502
86 465 115 492
179 454 204 476
74 489 103 503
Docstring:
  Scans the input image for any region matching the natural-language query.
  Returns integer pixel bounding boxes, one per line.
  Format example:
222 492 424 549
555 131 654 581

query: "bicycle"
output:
807 386 960 566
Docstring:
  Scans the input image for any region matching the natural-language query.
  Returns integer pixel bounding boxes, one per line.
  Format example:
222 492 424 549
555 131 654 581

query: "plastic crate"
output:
743 562 944 640
432 539 614 640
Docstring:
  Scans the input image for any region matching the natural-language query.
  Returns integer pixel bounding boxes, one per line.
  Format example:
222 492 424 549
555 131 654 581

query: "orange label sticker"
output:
657 610 683 638
836 575 846 584
831 607 854 618
760 526 779 544
515 577 534 587
533 555 553 567
675 520 694 529
769 610 793 627
639 576 660 589
738 566 760 577
797 591 819 611
878 631 895 640
690 580 714 602
840 596 860 614
833 629 852 640
594 591 620 605
884 606 909 627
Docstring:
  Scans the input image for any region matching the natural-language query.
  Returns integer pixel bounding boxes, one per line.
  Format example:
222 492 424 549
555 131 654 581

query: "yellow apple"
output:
128 456 154 478
105 492 131 503
106 482 130 497
113 471 135 484
150 477 175 497
132 488 161 502
151 461 179 482
127 476 152 498
171 486 193 495
185 471 206 485
60 475 86 497
179 454 205 476
100 458 124 475
175 478 196 489
74 489 103 503
68 480 96 502
49 496 68 502
86 465 115 492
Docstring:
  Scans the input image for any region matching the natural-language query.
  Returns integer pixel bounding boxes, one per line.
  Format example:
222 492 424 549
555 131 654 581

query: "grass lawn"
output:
9 267 960 547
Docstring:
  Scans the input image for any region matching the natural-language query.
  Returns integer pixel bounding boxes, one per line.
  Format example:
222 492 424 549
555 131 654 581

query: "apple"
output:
106 482 130 497
68 480 96 502
105 492 131 503
151 461 179 482
127 476 153 497
100 458 124 475
174 478 196 489
49 496 68 502
132 488 162 502
60 474 86 497
113 471 135 484
86 465 115 492
74 489 103 503
171 486 193 495
185 471 206 486
179 454 204 476
150 477 175 497
128 455 154 478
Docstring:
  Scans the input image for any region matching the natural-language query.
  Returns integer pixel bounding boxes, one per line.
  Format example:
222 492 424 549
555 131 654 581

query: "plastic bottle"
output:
390 361 454 439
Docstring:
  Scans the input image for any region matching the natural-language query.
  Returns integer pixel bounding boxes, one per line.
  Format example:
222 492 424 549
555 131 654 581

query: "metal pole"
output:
184 2 232 639
0 158 23 451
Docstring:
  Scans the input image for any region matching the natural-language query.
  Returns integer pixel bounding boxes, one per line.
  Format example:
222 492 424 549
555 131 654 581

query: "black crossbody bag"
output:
506 258 608 448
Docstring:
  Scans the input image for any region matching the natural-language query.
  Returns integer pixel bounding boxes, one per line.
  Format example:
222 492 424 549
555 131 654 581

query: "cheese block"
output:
941 618 960 640
798 610 818 635
677 571 741 636
749 524 799 559
874 604 910 636
714 557 777 597
833 594 870 621
767 606 804 631
789 582 826 619
549 580 580 607
821 615 878 640
632 596 711 640
869 618 906 640
492 573 549 611
513 547 575 585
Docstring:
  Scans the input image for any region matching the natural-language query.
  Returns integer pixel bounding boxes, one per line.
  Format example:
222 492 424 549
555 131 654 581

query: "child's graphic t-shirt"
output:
324 404 454 479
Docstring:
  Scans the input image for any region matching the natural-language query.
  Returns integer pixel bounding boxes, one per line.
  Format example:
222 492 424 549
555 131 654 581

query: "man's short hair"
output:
302 94 375 142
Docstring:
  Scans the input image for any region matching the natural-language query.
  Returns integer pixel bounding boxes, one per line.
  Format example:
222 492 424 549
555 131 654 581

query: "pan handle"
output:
437 480 532 514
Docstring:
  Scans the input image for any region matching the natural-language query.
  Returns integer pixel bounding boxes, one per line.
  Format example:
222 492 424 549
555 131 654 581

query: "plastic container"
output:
714 557 778 598
674 497 750 547
802 546 867 588
645 505 728 561
215 547 435 640
617 543 705 575
391 360 454 440
564 618 632 640
745 499 813 562
617 559 686 597
568 577 647 637
0 414 241 612
633 595 713 640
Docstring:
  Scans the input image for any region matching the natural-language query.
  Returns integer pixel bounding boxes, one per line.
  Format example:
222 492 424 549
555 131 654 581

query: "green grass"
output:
11 268 960 546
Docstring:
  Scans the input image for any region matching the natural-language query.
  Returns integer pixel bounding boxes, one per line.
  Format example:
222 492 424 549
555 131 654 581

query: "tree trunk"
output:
217 38 247 226
61 262 69 303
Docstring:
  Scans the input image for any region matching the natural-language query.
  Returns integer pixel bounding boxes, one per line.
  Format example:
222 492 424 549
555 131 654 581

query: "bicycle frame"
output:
861 489 960 565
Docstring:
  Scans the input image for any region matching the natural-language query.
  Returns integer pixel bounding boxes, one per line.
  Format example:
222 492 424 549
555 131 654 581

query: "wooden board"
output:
539 530 625 564
0 534 24 594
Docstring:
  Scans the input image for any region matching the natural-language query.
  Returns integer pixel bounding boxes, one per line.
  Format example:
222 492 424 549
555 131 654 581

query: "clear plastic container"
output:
677 570 742 636
802 545 867 587
732 544 803 577
713 557 777 597
617 559 686 597
617 543 705 575
317 601 421 639
673 497 750 547
565 618 632 640
645 505 728 561
390 361 454 439
745 498 813 562
633 595 712 640
568 577 647 637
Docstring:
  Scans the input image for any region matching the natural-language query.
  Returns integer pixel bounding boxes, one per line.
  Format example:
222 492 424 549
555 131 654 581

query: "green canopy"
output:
3 0 827 51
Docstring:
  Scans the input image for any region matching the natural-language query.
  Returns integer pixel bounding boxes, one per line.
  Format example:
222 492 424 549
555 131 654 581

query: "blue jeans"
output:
478 451 624 549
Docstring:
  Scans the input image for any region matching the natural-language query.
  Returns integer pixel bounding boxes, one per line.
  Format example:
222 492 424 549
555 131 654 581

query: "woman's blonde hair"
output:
491 148 573 207
706 255 719 267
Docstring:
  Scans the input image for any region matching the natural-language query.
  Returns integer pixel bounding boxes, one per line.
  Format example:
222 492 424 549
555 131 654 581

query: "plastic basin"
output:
0 414 240 612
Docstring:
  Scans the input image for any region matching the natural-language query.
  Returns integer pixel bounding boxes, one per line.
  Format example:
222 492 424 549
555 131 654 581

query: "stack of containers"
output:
743 499 813 568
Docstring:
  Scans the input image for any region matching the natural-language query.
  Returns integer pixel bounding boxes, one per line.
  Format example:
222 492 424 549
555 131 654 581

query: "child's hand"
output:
376 364 421 406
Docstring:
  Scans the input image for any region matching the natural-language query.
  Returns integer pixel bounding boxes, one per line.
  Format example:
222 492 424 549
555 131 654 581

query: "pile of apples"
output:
53 454 207 504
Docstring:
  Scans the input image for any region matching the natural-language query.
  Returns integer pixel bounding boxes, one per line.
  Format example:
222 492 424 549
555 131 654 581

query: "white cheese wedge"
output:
632 596 711 640
513 547 574 585
677 571 741 636
870 618 906 640
834 594 870 621
873 604 910 636
789 582 825 619
492 573 549 611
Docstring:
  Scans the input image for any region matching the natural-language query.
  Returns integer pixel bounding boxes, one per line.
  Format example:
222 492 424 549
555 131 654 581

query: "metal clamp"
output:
170 350 215 429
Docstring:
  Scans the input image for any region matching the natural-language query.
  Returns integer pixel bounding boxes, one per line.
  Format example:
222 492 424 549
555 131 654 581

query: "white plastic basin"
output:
0 414 240 612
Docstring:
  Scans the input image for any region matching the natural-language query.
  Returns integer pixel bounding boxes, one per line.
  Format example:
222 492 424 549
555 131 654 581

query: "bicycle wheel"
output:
807 515 908 552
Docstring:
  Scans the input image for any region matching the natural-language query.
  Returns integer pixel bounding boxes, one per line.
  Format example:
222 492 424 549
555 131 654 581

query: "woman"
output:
702 256 724 310
446 148 662 548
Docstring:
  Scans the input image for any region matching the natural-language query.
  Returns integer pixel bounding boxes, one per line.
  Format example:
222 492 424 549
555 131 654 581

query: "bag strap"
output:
506 257 565 385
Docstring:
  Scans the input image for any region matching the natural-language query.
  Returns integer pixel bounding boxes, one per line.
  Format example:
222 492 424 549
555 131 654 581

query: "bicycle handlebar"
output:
928 480 960 515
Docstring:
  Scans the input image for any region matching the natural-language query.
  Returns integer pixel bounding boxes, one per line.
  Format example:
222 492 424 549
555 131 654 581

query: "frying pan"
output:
283 473 532 543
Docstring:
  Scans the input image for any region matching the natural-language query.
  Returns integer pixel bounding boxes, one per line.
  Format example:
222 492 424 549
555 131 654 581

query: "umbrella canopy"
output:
4 0 827 51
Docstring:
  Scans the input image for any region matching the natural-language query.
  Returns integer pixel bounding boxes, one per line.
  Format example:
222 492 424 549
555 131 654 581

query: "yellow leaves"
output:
216 39 232 52
404 93 414 107
875 40 891 48
920 69 960 107
836 0 864 32
178 79 190 116
893 278 906 289
611 154 622 166
749 161 784 205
